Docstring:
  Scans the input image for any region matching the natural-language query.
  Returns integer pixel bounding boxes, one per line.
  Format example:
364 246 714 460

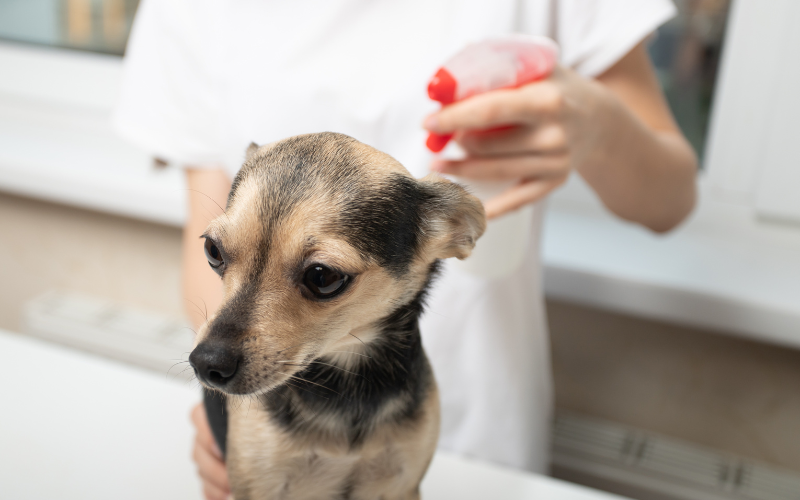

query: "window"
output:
0 0 139 56
649 0 731 162
702 0 800 221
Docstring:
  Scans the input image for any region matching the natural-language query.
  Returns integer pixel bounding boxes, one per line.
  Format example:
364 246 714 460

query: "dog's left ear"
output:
245 142 260 161
419 174 487 260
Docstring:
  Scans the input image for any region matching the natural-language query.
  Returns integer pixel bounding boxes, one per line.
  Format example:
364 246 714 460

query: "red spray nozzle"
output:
428 67 457 105
425 35 559 153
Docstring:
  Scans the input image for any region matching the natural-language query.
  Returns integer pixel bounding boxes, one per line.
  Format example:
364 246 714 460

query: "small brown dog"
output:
189 133 485 500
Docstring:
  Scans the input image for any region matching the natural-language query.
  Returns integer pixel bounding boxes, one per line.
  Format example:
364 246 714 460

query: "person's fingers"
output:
484 175 568 219
432 154 569 181
193 440 231 492
458 123 567 157
423 79 564 133
191 402 208 430
198 422 223 460
202 480 229 500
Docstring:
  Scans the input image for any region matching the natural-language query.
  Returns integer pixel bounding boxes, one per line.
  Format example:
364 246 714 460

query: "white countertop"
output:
0 329 626 500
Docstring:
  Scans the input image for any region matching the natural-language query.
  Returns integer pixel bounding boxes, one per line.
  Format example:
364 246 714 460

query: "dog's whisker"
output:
324 350 373 359
307 360 365 378
177 365 195 378
348 332 367 347
180 326 200 339
283 379 329 401
277 371 345 400
232 394 245 412
198 298 209 322
165 360 190 379
185 188 230 222
185 299 208 322
279 361 367 380
292 376 350 402
275 340 310 354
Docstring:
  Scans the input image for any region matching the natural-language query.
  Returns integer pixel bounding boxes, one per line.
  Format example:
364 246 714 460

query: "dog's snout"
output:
189 342 241 388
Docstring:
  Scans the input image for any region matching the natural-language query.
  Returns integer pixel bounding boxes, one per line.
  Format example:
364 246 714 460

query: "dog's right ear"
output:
419 174 487 260
245 142 260 161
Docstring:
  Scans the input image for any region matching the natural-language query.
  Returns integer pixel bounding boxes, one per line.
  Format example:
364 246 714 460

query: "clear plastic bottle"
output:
427 35 559 279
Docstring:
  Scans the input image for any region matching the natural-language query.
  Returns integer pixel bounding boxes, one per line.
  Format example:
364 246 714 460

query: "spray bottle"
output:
426 35 559 279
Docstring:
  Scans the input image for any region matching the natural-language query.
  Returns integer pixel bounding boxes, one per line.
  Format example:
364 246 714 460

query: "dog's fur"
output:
189 133 486 500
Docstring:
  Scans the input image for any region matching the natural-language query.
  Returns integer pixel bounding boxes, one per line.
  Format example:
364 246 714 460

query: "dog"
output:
189 132 486 499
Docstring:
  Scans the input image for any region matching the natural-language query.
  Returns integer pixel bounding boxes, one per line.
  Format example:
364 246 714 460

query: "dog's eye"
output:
303 265 349 298
204 238 224 270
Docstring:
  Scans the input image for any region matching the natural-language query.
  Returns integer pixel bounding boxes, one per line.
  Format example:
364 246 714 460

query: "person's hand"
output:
191 403 231 500
423 65 609 219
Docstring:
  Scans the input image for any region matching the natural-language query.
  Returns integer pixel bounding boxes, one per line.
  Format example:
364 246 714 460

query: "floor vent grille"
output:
553 413 800 500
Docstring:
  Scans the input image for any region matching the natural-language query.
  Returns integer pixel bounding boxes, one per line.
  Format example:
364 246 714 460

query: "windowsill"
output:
0 41 187 227
0 95 186 226
3 43 800 350
543 187 800 348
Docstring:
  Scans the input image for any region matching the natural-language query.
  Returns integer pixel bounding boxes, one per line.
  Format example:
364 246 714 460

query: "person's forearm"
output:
575 42 698 233
577 90 697 233
183 168 232 329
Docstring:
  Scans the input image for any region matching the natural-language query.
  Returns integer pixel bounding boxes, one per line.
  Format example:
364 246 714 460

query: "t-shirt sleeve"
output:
550 0 676 77
112 0 223 167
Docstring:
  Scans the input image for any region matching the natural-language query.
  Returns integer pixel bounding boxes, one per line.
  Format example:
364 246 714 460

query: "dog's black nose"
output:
189 342 241 388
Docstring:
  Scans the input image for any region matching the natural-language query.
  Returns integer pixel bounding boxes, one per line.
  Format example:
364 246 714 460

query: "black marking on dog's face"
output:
339 175 434 277
262 262 440 448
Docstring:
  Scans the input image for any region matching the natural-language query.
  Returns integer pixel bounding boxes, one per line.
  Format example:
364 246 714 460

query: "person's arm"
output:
425 41 697 233
183 168 232 329
184 167 233 500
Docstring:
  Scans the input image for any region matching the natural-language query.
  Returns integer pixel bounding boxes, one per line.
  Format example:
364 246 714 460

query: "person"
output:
114 1 697 498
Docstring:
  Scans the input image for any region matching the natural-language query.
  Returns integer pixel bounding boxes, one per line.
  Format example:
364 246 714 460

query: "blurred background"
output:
0 0 139 54
2 1 800 499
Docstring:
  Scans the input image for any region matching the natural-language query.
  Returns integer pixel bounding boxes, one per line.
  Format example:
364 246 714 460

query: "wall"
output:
3 190 800 474
549 299 800 473
0 191 183 330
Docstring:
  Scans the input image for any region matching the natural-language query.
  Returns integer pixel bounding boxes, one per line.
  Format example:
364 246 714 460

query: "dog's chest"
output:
225 402 429 500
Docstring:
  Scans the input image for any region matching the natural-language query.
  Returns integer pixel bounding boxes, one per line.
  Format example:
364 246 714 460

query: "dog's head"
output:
189 133 485 395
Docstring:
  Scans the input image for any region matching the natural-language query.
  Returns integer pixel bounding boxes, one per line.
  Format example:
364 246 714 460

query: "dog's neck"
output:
260 263 439 447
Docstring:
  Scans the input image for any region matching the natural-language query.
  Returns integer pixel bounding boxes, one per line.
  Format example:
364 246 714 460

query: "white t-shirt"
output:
114 0 675 473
